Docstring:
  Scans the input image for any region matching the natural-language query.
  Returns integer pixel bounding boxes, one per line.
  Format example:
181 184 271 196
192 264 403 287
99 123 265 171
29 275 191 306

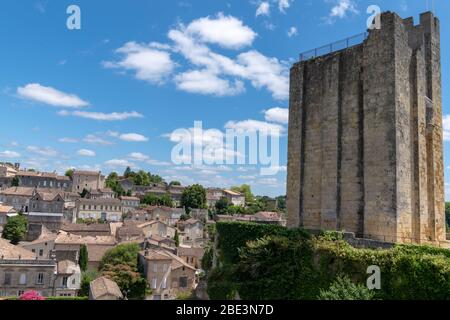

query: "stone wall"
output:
287 11 445 245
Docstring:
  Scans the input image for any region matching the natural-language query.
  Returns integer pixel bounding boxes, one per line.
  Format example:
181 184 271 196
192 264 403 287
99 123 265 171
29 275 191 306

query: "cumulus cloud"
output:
185 13 257 49
119 133 149 142
443 115 450 141
83 134 114 146
107 14 289 100
0 150 21 158
224 119 285 136
105 159 136 168
174 70 245 96
127 152 170 166
103 41 175 84
58 137 79 143
17 83 89 108
26 146 59 157
77 149 96 157
256 2 270 17
264 107 289 124
58 110 143 121
287 26 298 37
278 0 291 13
325 0 359 24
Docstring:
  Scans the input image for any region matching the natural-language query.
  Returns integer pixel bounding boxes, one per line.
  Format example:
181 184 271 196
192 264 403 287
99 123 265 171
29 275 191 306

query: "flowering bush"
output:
19 291 46 300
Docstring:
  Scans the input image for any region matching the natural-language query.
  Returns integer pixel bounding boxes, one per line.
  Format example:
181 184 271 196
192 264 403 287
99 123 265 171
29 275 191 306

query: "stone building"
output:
71 170 105 193
287 12 445 245
0 238 56 297
76 198 123 222
15 171 72 191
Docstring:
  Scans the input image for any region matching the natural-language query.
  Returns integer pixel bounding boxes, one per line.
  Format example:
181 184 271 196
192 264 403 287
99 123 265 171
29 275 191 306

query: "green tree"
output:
2 214 28 245
231 184 253 203
106 172 125 196
148 172 164 184
169 181 181 186
276 195 286 211
11 176 19 187
79 270 99 297
79 244 88 272
445 202 450 230
79 188 89 198
123 167 133 178
215 197 230 215
318 275 375 300
101 264 148 300
99 243 141 270
174 229 180 247
181 184 207 212
65 169 74 178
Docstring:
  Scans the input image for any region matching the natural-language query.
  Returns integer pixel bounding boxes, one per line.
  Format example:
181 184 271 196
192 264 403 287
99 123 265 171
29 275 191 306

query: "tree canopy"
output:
181 184 207 211
2 214 28 244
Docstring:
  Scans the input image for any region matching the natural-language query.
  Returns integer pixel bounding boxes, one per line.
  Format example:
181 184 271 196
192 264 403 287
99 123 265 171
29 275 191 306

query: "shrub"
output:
318 275 375 300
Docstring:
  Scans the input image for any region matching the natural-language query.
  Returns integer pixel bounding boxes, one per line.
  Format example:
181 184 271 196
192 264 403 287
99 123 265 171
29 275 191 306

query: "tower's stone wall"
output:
287 11 445 245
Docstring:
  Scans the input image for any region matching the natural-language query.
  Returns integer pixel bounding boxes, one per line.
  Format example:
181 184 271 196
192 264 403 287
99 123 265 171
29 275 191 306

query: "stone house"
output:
136 220 176 239
177 247 205 270
0 238 56 297
72 170 105 193
206 188 223 208
118 178 134 193
54 260 81 297
167 185 185 207
60 223 112 237
89 276 123 300
119 196 140 214
76 198 123 222
0 164 18 178
86 188 115 200
149 206 184 227
223 189 246 206
0 205 18 228
177 219 204 245
116 225 145 243
19 233 57 260
138 248 197 300
15 171 72 191
0 187 35 212
54 232 116 270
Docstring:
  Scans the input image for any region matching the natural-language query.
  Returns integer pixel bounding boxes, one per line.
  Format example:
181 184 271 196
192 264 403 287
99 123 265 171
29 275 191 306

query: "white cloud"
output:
17 83 89 108
278 0 291 13
105 159 136 168
174 70 245 96
59 137 79 143
443 115 450 141
119 133 149 142
0 150 21 158
256 2 270 17
224 119 285 136
287 26 298 37
325 0 359 24
128 152 149 161
264 107 289 124
77 149 96 157
84 134 113 146
185 13 257 49
26 146 59 158
58 110 143 121
103 41 175 84
236 51 289 100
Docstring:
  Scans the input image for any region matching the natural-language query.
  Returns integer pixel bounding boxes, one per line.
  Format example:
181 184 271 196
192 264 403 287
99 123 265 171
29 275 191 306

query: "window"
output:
179 277 188 288
19 273 27 285
4 273 11 285
152 277 157 289
162 277 167 289
32 249 36 253
62 277 68 288
39 249 44 257
153 263 158 273
36 273 44 285
18 290 25 296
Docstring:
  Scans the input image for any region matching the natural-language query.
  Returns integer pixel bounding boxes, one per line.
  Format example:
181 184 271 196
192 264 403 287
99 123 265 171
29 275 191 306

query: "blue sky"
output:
0 0 449 198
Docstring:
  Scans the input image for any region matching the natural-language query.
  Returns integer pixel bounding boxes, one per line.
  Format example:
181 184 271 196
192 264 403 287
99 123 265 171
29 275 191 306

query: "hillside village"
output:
0 162 286 300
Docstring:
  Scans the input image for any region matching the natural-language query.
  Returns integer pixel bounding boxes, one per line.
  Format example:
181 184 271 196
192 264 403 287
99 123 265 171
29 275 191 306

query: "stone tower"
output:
286 11 445 245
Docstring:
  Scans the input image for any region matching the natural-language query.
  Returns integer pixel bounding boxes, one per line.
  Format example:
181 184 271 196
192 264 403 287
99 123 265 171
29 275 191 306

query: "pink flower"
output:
19 291 46 300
